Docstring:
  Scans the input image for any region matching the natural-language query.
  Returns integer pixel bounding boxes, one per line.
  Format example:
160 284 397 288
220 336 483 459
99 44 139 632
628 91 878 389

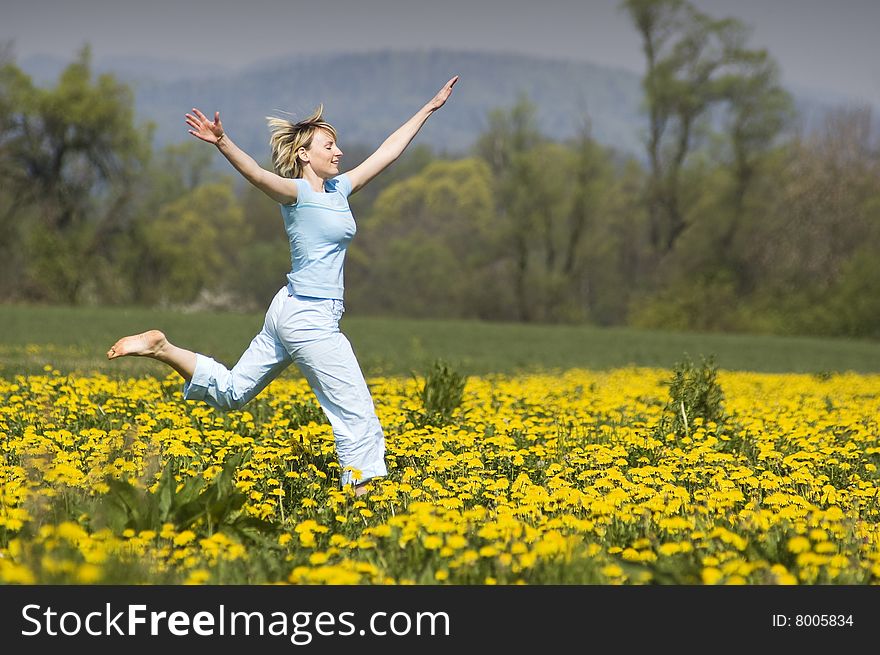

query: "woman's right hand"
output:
184 107 298 204
185 108 225 144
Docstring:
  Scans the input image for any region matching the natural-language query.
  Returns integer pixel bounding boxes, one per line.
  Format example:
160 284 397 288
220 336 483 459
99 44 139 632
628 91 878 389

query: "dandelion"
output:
601 564 624 578
185 569 212 585
423 536 443 550
658 543 681 557
75 564 102 584
2 365 879 585
702 568 723 585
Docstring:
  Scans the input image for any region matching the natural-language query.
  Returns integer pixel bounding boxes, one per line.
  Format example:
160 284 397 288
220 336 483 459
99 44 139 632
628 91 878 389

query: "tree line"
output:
1 0 877 339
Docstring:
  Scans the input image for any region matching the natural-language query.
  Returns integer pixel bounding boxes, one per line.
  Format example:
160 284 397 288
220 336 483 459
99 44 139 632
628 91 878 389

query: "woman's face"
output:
303 128 343 179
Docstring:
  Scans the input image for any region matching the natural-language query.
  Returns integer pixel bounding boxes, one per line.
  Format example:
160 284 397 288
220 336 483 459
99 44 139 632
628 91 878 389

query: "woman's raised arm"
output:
186 108 299 205
345 76 458 195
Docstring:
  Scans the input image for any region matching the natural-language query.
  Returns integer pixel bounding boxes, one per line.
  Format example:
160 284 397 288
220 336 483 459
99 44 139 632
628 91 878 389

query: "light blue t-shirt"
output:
279 174 356 300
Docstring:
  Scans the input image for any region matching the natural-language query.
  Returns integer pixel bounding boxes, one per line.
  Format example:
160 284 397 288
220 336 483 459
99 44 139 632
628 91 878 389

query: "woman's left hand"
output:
427 75 459 111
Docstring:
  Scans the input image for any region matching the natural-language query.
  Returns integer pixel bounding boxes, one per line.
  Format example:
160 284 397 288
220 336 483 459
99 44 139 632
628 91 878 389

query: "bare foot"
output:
107 330 168 360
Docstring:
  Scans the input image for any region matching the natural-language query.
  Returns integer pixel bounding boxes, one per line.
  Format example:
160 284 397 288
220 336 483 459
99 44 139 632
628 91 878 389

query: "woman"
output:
107 75 459 496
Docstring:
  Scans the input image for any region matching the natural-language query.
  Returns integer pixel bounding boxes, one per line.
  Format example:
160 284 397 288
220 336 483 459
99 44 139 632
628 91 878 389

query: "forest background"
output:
2 0 878 340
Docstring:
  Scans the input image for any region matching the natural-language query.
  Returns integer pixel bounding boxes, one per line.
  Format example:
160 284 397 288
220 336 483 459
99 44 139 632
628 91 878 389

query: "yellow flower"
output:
423 535 443 550
366 525 392 538
658 543 681 557
75 563 102 583
702 568 724 585
621 548 640 561
1 562 36 584
185 570 212 585
601 564 623 578
479 546 499 558
770 565 798 585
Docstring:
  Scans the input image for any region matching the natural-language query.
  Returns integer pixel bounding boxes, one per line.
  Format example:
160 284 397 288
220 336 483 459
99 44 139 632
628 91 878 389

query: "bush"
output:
91 451 280 546
408 359 468 427
656 354 725 438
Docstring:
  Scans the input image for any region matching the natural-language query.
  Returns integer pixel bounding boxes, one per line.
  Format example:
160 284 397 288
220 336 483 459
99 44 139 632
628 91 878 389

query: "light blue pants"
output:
183 287 387 487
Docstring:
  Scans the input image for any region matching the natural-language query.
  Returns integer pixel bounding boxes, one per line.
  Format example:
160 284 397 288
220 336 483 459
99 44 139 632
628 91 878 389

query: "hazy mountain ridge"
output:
20 49 875 159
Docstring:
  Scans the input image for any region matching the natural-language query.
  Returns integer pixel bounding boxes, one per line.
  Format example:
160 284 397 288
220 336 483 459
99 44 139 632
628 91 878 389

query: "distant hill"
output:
20 49 876 160
134 49 646 157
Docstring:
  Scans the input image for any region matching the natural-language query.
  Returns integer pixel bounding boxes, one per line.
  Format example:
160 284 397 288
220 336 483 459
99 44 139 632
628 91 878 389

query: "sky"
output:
4 0 879 107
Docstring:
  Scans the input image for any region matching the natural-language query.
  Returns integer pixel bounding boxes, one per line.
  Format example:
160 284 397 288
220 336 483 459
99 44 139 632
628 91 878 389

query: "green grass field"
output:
2 303 879 378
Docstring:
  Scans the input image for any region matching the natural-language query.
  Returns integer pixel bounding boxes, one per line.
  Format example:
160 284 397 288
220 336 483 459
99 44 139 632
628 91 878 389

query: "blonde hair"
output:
266 105 338 179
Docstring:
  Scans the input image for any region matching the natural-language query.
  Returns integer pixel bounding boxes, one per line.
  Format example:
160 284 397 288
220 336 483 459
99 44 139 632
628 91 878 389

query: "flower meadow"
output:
1 360 879 585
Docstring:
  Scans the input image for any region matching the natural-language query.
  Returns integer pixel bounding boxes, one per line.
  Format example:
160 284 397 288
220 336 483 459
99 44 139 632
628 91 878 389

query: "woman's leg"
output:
108 288 292 411
278 294 387 494
107 330 197 380
294 334 387 493
182 332 292 411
